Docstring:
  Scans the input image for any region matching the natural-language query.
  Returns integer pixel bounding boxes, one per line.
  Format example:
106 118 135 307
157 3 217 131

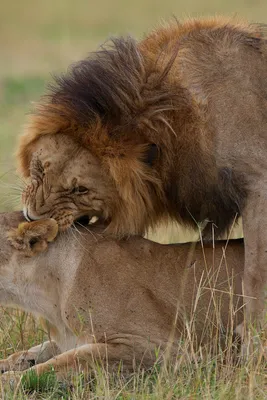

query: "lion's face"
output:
22 134 118 230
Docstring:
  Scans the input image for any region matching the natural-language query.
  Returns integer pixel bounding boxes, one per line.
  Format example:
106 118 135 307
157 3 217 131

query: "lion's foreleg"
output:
238 188 267 355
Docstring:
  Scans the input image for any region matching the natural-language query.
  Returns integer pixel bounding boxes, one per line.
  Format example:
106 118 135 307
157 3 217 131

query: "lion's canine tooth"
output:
88 216 99 225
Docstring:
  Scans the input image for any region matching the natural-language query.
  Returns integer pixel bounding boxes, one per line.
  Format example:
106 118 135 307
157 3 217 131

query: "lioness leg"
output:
239 187 267 350
15 341 158 379
0 341 60 373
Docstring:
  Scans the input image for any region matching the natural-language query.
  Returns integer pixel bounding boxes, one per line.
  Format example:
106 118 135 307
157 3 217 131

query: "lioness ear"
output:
8 219 58 257
143 143 159 166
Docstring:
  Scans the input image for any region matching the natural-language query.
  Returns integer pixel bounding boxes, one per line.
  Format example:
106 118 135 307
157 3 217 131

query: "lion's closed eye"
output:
70 186 89 195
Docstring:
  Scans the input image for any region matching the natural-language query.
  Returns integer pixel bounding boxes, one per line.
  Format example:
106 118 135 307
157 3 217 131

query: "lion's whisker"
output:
0 181 24 193
69 226 93 254
71 224 84 238
75 221 99 242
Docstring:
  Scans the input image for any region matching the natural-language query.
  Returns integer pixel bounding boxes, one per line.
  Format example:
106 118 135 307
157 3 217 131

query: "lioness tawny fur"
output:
0 211 245 379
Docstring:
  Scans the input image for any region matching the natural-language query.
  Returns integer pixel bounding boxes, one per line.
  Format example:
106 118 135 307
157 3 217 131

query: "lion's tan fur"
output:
0 211 244 377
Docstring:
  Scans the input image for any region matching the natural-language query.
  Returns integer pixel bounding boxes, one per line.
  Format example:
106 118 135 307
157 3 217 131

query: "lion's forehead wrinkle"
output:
34 148 100 189
36 136 101 177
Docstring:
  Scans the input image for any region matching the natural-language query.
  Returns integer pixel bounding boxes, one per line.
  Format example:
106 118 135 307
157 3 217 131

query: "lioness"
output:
17 17 267 341
0 211 244 378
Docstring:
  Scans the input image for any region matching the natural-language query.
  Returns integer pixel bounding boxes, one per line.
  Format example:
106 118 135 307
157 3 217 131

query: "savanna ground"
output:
1 0 267 398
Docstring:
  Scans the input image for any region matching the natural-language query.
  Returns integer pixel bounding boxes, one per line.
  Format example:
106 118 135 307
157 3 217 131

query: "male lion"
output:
0 211 244 379
17 17 267 343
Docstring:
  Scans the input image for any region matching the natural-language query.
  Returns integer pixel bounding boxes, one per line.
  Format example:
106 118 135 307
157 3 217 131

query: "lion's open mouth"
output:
75 215 91 226
75 214 102 227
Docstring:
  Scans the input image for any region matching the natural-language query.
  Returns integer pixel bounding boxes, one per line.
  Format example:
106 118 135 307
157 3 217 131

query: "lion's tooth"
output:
88 216 99 225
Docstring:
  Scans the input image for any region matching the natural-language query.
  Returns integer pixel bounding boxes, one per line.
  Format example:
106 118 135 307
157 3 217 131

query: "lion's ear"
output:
143 143 159 166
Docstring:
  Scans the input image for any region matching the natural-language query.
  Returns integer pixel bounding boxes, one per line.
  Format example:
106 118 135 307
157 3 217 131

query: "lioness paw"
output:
7 219 58 257
1 371 23 390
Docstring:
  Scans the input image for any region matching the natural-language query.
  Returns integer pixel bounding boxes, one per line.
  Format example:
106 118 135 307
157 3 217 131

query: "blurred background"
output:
1 0 264 242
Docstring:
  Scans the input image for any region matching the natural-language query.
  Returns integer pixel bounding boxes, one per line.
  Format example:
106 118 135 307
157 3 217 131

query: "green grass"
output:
0 0 267 398
2 77 46 109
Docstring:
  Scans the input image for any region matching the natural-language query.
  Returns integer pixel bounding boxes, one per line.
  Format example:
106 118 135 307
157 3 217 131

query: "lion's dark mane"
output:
49 36 182 134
